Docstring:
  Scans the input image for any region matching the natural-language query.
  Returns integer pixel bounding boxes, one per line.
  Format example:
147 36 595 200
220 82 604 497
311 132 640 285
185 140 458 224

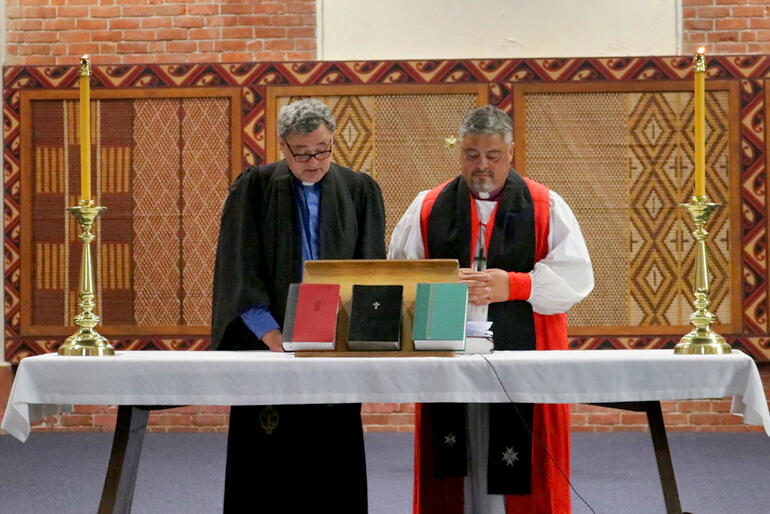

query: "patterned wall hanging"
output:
4 59 769 360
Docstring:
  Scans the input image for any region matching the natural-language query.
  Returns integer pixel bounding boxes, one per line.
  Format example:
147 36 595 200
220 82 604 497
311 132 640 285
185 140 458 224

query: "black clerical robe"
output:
212 160 386 513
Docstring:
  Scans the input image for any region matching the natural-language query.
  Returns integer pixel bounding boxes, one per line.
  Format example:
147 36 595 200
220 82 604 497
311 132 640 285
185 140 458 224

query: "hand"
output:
261 329 284 352
459 268 490 305
459 267 510 305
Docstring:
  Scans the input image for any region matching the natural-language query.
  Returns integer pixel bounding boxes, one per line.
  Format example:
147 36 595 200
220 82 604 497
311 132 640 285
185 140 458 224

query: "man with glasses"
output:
389 105 593 514
212 98 385 512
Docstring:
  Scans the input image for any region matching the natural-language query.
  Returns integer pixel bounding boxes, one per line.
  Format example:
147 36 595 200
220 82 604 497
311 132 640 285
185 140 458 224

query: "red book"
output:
281 283 340 351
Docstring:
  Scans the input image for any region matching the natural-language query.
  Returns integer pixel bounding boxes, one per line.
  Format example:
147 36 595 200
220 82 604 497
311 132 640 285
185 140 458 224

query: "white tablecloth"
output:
3 349 769 442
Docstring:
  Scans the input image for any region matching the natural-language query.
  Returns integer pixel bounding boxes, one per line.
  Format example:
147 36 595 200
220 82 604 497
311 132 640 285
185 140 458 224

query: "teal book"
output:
412 283 468 350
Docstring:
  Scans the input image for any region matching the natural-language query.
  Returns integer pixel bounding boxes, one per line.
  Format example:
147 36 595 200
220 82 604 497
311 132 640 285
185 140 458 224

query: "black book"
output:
347 285 403 350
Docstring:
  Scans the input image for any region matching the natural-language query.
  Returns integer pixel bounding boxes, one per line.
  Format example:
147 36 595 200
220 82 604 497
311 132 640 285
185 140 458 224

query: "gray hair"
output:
458 105 513 144
276 98 336 139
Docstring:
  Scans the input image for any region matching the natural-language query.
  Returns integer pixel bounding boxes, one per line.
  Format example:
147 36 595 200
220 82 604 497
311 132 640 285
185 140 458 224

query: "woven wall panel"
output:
331 96 375 174
374 94 477 244
523 90 732 329
24 95 231 336
180 98 230 326
133 99 182 326
524 92 629 327
7 59 768 360
274 93 476 244
31 101 66 326
275 95 375 175
95 100 134 325
628 91 731 327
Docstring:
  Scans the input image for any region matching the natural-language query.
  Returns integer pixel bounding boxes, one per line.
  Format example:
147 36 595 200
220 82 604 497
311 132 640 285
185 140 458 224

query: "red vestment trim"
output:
514 180 571 513
414 177 571 514
508 272 532 301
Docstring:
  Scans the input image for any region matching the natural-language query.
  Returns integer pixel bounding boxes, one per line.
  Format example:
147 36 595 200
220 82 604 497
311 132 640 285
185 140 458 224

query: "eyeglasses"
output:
283 138 333 163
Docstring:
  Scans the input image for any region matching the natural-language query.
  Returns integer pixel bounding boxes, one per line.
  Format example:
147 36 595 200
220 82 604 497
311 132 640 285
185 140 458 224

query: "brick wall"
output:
5 0 317 65
682 0 770 54
9 0 770 64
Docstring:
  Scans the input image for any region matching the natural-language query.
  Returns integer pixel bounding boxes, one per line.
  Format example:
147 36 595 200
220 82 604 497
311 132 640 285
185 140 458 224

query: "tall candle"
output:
694 47 706 197
79 55 91 202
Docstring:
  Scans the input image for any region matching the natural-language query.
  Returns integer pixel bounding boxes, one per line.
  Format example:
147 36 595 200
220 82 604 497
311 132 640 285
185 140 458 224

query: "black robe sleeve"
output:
211 162 386 351
355 172 387 260
210 166 274 350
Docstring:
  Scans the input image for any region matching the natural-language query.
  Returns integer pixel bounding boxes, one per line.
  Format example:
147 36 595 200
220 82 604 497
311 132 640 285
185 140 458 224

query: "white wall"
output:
318 0 681 60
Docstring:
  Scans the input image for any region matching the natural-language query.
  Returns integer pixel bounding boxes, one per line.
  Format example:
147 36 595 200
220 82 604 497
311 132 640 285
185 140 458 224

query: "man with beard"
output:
212 98 386 512
388 105 593 514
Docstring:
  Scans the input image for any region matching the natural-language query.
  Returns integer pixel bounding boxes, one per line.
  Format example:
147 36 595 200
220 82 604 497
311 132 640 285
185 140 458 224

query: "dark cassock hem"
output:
224 404 368 514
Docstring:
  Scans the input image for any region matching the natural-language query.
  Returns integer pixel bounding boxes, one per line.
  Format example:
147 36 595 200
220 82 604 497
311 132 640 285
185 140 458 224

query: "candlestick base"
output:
59 329 114 356
674 328 731 355
57 201 114 357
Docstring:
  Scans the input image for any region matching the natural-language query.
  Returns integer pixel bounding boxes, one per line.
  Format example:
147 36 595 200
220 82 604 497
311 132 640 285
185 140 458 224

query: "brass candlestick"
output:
58 201 114 356
674 196 731 354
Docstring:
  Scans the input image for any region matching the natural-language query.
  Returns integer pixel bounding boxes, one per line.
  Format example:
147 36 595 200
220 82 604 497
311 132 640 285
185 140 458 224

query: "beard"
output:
469 169 496 193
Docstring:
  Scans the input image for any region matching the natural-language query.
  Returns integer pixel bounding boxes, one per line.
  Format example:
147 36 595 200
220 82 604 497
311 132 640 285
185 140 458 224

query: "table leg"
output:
644 401 683 514
591 401 683 514
97 405 150 514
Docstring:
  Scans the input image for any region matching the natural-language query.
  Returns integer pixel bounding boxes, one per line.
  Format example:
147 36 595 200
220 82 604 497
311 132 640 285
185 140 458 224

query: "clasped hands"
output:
459 267 510 306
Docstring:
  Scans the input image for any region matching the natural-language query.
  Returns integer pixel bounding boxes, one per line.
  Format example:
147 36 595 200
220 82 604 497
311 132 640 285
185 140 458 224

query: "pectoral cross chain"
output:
473 223 487 272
